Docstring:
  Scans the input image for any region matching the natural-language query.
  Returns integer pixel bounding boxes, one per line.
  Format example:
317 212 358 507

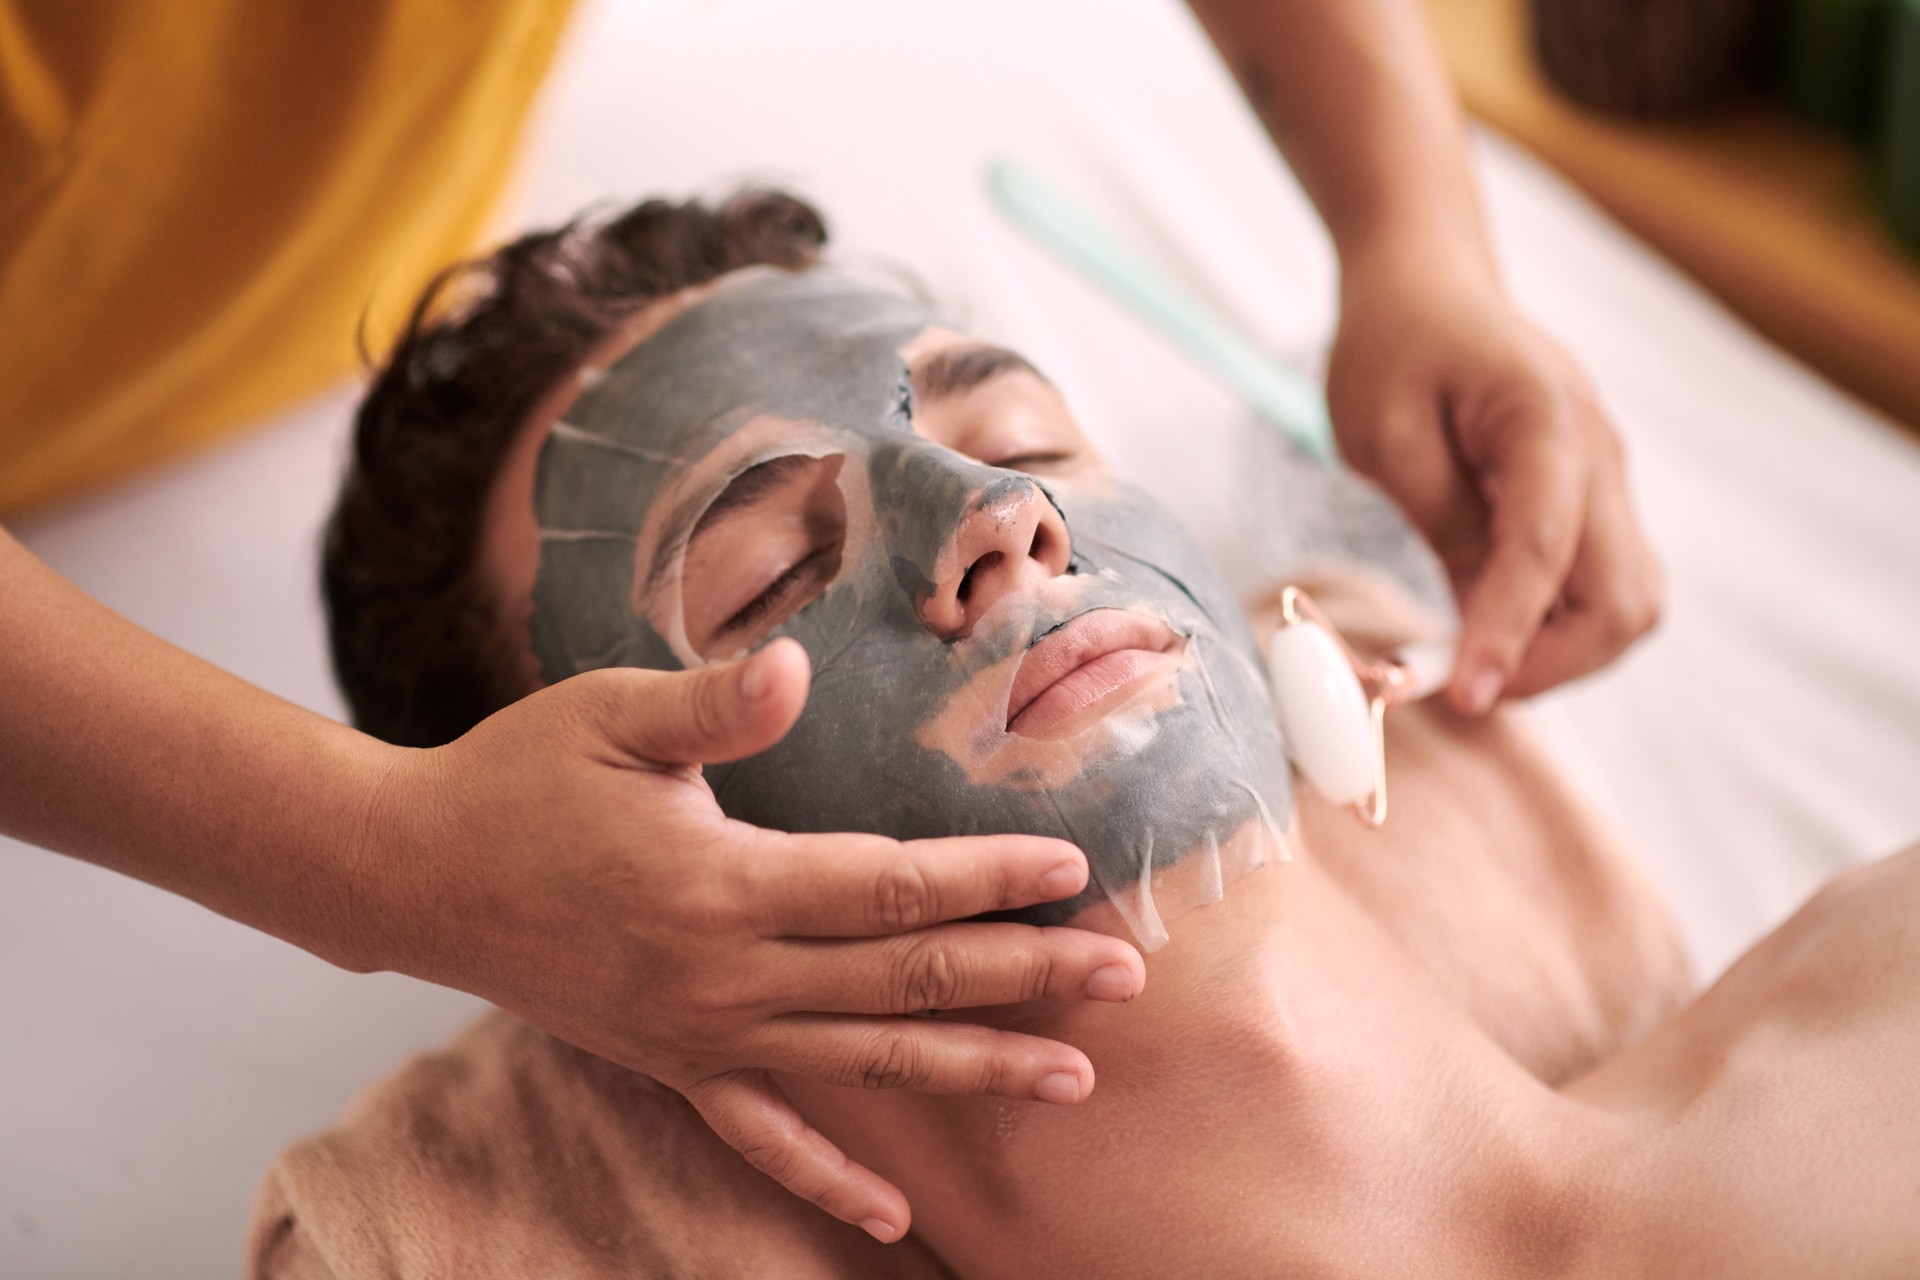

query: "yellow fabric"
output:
0 0 577 514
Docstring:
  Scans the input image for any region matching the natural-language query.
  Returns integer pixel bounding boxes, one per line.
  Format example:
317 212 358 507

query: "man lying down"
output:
252 192 1918 1278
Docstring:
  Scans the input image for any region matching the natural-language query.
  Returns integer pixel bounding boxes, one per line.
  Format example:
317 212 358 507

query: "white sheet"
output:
4 1 1918 1274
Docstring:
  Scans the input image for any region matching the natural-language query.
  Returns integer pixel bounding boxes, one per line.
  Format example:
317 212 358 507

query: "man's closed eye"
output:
719 546 837 637
679 454 848 659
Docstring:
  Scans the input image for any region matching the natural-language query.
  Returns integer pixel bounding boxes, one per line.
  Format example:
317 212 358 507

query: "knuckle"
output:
1328 412 1385 474
720 853 789 934
1484 374 1564 445
1601 584 1662 649
971 1047 1012 1097
1627 589 1662 637
660 877 753 949
1596 419 1629 468
1513 521 1566 574
854 1029 928 1090
1563 368 1606 420
870 858 939 933
735 1133 806 1187
686 970 757 1023
663 875 727 928
985 858 1023 912
687 671 732 743
1018 944 1057 1003
557 668 626 736
1595 609 1638 654
1521 382 1572 434
896 937 965 1011
1637 575 1666 633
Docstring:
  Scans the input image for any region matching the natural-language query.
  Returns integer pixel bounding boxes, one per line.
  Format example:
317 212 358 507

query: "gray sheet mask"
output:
530 269 1292 948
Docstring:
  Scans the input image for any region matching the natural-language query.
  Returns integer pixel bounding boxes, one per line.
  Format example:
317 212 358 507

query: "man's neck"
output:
783 834 1618 1279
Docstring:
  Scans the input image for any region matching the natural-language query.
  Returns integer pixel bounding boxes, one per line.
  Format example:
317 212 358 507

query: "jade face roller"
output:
1266 587 1454 828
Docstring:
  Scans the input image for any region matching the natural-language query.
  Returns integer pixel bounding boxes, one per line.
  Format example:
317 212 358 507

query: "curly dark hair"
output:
322 191 830 748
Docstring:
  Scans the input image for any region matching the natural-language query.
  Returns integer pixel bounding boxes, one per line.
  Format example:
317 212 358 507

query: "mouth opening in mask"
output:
1005 608 1186 739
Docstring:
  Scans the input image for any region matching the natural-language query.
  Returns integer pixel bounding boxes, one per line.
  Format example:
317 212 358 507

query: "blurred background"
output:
1433 0 1920 432
3 1 1917 1276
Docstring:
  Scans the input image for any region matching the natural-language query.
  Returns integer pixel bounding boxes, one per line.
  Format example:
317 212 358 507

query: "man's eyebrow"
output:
646 453 820 591
691 454 815 535
911 343 1046 402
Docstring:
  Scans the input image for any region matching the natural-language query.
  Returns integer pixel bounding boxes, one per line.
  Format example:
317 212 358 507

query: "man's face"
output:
514 269 1290 946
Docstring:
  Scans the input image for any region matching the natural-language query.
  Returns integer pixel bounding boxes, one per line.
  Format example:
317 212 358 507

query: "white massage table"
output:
5 1 1918 1274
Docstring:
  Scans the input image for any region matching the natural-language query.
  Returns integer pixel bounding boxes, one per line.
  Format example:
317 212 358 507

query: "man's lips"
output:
1005 609 1183 739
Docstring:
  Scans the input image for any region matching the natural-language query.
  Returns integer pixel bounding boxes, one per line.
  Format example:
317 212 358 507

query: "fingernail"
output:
1085 964 1138 1002
738 648 773 702
1461 667 1503 716
859 1217 902 1244
1035 1071 1084 1104
1038 859 1084 900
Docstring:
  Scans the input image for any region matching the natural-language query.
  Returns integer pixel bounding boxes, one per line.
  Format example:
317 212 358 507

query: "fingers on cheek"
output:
856 1025 966 1092
740 1121 892 1227
686 1073 908 1235
765 1018 1090 1100
837 856 938 937
893 925 1140 1012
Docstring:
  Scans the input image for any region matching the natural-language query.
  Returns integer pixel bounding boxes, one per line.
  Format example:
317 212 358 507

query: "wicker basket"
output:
1531 0 1767 116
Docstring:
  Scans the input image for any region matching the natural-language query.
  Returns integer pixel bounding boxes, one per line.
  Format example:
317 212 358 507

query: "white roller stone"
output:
1268 621 1375 806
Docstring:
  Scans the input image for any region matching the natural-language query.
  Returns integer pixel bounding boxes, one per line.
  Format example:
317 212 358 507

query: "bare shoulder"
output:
1576 845 1920 1279
1712 843 1920 1027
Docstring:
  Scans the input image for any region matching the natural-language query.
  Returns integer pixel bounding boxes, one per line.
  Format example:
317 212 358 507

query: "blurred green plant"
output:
1778 0 1891 139
1884 0 1920 249
1528 0 1918 255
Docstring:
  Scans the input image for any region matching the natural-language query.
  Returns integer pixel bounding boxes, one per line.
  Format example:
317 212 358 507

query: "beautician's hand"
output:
363 637 1144 1243
1325 248 1662 713
1 533 1130 1243
1185 0 1661 715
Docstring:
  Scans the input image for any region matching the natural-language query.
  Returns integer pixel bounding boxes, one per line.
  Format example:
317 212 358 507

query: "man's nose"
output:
919 476 1072 639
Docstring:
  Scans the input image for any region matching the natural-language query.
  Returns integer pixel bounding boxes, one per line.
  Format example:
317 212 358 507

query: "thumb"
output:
595 638 812 767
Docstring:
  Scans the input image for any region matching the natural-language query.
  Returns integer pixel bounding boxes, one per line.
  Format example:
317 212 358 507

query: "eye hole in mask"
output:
680 453 849 660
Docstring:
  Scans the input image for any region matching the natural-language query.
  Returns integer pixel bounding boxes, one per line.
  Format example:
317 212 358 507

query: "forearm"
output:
1187 0 1496 281
0 526 403 970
